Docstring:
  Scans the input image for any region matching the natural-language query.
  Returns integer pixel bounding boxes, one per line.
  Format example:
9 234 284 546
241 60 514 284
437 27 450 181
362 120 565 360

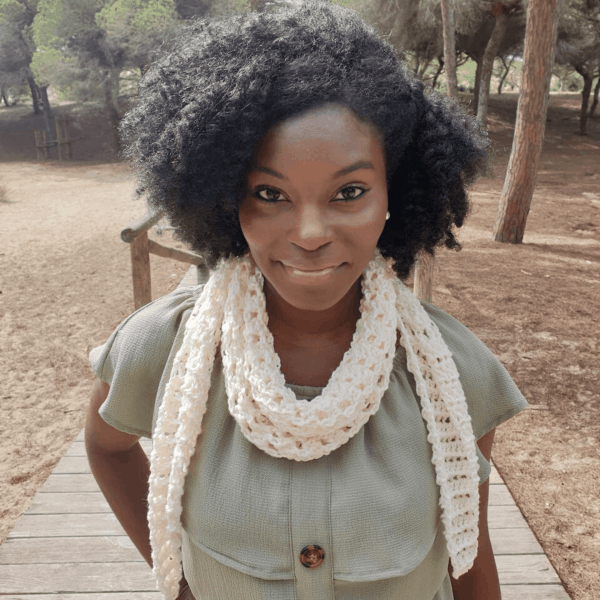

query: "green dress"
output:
89 285 528 600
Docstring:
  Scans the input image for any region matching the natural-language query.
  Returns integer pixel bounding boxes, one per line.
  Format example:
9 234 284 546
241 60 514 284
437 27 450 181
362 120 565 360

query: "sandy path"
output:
0 162 188 542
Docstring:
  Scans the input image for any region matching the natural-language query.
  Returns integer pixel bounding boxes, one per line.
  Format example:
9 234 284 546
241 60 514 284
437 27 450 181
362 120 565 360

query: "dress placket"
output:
290 458 335 600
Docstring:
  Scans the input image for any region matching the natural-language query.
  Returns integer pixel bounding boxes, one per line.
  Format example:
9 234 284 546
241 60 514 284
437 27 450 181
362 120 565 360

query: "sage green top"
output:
89 285 528 600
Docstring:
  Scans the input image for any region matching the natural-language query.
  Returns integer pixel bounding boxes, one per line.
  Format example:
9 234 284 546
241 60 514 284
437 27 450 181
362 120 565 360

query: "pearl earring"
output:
385 211 390 221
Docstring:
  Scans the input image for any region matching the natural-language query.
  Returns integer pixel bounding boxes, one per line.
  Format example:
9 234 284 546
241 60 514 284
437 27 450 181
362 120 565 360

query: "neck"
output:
264 278 362 343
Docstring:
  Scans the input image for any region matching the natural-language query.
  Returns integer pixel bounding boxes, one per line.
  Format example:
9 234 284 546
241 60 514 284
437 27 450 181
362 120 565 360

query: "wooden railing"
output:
121 211 209 309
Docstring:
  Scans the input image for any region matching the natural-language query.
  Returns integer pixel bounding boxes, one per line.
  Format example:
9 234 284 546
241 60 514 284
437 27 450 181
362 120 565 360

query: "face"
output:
238 103 388 313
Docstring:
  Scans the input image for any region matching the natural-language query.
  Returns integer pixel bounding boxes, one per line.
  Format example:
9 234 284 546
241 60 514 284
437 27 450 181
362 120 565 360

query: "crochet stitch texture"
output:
148 251 480 600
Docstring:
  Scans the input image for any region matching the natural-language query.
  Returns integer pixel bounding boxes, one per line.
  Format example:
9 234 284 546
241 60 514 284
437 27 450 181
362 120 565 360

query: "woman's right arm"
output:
85 379 194 598
84 378 154 566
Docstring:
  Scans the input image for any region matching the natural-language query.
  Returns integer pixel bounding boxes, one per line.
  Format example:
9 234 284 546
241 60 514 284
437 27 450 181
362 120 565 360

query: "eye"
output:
253 186 285 203
334 185 368 202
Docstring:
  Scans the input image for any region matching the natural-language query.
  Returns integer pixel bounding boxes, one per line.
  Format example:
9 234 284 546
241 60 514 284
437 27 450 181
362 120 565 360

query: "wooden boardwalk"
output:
0 267 571 599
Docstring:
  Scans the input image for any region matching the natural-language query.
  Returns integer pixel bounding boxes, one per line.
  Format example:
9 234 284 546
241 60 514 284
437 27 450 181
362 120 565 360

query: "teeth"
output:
289 266 335 277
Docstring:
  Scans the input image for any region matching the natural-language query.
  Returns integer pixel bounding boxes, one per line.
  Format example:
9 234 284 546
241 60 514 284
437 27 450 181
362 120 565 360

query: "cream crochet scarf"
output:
148 250 480 599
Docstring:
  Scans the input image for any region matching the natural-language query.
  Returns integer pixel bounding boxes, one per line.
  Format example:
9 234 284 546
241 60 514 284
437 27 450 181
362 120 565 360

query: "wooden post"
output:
413 252 435 303
34 131 43 160
65 119 72 159
56 116 63 161
130 231 152 309
196 264 210 285
41 131 48 159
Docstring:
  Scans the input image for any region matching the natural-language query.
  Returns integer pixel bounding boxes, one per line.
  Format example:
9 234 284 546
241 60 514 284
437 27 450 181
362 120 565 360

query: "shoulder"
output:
419 301 529 439
90 285 203 383
420 302 494 364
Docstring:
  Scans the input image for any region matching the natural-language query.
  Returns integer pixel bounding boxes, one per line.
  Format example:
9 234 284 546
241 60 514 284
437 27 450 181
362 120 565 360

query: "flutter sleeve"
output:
421 302 529 483
89 286 202 438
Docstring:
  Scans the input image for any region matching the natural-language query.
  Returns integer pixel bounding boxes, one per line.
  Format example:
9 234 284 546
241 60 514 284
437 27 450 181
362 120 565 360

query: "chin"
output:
266 264 361 313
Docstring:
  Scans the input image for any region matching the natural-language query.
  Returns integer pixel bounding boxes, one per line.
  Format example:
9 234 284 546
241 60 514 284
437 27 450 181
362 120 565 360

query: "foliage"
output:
0 0 35 80
556 0 600 72
95 0 179 67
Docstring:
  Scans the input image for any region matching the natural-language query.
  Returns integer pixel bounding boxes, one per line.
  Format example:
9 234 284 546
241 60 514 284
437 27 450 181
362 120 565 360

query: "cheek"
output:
342 201 387 245
238 204 267 251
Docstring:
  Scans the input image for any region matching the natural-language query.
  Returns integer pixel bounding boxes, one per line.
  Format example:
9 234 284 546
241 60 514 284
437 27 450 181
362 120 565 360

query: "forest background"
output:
1 0 599 599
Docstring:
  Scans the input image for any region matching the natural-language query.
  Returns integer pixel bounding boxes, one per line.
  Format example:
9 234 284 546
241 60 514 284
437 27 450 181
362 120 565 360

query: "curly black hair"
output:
119 1 490 279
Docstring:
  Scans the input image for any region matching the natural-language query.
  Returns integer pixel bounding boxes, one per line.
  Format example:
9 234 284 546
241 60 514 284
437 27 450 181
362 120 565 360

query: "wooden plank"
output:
14 594 162 600
490 527 544 555
65 440 151 457
75 429 84 442
0 562 155 593
490 466 503 484
27 492 111 514
501 584 571 600
0 536 143 564
489 485 516 505
120 211 163 243
496 554 562 584
39 474 99 493
52 456 92 474
147 239 203 266
64 441 87 457
488 504 530 529
7 513 126 538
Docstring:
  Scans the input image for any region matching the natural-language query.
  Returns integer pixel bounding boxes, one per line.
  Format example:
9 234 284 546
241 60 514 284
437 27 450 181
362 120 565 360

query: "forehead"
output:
252 104 385 167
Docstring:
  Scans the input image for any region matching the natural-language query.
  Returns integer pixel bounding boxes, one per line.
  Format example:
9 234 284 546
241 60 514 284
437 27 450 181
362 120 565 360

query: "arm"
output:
85 378 192 598
448 428 502 600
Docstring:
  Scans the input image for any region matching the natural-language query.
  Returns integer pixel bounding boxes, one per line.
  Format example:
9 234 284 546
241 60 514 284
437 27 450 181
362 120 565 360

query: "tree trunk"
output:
473 57 483 115
38 85 54 140
417 55 433 81
431 56 445 90
492 0 561 243
1 87 8 107
103 69 122 152
477 3 511 127
440 0 459 99
26 75 42 115
412 53 420 76
590 75 600 118
415 0 459 300
575 66 594 135
497 56 515 94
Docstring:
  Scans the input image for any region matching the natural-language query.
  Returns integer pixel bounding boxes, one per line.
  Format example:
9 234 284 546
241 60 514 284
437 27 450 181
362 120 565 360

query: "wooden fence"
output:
34 114 83 161
121 211 209 309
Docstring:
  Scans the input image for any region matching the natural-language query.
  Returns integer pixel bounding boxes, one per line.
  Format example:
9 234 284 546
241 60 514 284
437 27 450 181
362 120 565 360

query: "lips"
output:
283 263 340 272
280 262 343 279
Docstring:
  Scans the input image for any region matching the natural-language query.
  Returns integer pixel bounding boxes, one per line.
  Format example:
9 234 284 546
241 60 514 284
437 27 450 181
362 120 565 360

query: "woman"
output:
85 3 528 600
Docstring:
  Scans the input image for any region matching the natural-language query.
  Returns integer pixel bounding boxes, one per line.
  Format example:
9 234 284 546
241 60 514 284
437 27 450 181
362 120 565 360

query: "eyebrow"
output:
250 159 374 180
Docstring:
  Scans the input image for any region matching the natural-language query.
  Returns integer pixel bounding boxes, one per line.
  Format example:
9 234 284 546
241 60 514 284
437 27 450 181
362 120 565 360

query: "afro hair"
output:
119 0 490 279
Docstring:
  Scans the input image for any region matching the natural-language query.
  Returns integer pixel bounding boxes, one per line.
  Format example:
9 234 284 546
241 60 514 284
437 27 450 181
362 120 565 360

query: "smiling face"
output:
238 103 388 314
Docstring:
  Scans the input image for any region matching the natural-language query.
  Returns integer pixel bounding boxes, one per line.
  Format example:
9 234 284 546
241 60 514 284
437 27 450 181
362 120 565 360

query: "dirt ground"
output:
1 94 599 600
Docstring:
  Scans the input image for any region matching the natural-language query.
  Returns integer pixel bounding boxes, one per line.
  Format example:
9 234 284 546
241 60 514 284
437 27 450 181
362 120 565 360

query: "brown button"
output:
300 544 325 568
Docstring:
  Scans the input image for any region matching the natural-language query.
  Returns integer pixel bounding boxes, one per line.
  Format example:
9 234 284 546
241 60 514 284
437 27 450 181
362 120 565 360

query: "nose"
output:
291 203 331 251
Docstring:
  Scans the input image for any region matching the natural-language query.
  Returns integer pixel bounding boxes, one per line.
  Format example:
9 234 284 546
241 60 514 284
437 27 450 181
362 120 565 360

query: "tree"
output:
0 0 43 114
30 0 179 150
440 0 459 98
37 1 120 146
492 0 561 243
555 0 600 134
456 7 526 115
96 0 179 74
496 54 516 93
476 0 522 127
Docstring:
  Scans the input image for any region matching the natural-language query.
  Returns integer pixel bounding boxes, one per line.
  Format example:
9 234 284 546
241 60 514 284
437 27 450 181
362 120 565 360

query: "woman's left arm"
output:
448 428 502 600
